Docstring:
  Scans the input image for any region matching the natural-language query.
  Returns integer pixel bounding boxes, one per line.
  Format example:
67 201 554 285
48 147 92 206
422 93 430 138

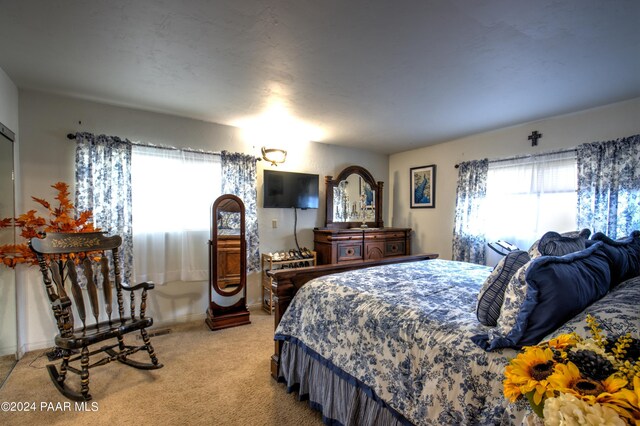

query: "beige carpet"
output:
0 355 16 388
0 308 323 425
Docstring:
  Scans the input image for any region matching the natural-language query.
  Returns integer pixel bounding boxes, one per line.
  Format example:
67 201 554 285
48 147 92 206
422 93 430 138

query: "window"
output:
484 151 577 254
131 145 221 284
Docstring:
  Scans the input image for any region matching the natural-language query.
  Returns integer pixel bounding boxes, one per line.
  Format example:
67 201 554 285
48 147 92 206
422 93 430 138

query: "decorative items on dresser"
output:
206 194 251 330
324 165 384 229
261 250 316 313
314 164 411 265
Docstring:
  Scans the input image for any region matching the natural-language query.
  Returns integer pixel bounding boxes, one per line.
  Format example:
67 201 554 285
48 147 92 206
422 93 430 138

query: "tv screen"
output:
263 170 319 209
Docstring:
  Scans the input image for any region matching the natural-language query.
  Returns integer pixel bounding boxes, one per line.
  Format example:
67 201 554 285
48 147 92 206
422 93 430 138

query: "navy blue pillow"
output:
473 242 611 350
528 230 590 258
591 231 640 287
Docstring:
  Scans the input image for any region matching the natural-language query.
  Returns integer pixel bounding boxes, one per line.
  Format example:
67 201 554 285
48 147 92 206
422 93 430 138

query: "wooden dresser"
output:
313 227 411 265
216 235 241 289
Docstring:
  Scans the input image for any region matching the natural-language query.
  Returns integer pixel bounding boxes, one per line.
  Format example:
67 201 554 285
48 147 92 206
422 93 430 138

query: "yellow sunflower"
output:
612 375 640 424
547 333 580 351
504 346 556 404
548 362 628 404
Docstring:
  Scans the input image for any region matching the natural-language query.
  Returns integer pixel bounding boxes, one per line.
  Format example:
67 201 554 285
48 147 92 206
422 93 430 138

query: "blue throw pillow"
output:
591 230 640 287
528 229 590 258
472 242 611 350
476 250 530 326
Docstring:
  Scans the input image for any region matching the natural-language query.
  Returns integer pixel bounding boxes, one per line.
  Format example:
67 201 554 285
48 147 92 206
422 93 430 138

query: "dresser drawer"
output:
384 240 406 256
387 231 407 239
337 243 363 261
365 241 384 260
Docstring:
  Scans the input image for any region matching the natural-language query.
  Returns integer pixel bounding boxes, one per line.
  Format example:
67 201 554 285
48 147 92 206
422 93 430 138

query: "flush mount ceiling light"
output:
261 147 287 166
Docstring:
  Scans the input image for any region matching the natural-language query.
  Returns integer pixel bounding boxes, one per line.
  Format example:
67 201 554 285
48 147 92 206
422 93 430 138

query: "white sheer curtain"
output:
485 150 577 255
131 145 221 284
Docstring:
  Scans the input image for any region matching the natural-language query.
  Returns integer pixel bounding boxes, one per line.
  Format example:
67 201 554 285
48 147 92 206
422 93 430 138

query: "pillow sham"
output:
591 230 640 287
472 242 611 351
560 228 592 239
528 229 591 258
476 250 530 326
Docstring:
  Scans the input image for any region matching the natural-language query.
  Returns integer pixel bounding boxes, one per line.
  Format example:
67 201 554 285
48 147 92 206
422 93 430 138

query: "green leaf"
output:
525 391 545 418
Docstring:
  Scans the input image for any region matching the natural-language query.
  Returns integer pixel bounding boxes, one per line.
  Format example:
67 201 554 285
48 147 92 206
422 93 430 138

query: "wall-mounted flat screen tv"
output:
263 170 319 209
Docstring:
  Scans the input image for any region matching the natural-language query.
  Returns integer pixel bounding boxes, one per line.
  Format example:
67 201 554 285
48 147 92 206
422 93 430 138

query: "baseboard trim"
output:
21 312 210 355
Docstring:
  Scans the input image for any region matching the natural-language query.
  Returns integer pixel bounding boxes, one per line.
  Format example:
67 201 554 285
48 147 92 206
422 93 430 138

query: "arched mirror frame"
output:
325 165 384 229
206 194 250 330
210 194 246 297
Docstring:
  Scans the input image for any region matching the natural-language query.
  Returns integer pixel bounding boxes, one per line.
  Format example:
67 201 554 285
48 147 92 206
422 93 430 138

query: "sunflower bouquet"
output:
504 315 640 425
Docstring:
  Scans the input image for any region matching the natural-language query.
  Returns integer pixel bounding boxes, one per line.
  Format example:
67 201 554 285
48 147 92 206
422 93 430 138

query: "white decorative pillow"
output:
476 250 530 326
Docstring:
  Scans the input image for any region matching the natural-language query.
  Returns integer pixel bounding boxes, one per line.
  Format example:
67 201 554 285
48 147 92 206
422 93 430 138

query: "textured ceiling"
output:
1 0 639 154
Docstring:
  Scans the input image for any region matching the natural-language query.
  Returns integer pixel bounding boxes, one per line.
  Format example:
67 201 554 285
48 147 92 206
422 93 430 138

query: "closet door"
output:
0 125 17 385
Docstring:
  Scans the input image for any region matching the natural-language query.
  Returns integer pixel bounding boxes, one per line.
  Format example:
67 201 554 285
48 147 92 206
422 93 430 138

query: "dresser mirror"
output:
206 194 251 330
325 165 384 229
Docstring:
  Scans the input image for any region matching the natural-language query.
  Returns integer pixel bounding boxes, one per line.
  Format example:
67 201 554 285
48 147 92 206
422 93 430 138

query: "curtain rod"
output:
67 132 222 156
454 147 576 168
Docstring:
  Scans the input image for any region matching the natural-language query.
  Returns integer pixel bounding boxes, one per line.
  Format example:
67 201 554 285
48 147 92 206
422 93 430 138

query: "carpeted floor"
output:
0 355 16 389
0 308 323 425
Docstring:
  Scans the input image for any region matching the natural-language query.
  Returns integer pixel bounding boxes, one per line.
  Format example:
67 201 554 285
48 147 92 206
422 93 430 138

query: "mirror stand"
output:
206 194 251 330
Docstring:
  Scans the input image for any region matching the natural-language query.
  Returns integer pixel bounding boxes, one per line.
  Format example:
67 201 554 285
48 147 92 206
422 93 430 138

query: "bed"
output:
272 257 514 425
269 231 640 425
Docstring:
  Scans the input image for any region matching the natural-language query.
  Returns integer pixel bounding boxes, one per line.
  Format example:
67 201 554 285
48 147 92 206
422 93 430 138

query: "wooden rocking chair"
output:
30 232 163 401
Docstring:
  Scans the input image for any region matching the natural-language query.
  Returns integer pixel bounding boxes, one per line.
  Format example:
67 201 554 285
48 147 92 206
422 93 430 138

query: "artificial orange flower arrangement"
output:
0 182 99 267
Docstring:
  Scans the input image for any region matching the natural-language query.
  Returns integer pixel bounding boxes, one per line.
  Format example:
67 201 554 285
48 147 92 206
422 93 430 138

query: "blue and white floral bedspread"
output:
275 259 518 425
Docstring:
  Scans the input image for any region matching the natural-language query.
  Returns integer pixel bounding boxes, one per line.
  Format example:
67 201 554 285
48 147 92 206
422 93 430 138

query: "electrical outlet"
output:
272 219 278 228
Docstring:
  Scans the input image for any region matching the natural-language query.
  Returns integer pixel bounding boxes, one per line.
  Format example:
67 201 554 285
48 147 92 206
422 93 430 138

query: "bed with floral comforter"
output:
274 258 519 425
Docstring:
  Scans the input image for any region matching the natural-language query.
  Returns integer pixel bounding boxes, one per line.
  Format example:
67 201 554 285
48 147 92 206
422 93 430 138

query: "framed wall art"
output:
410 164 436 208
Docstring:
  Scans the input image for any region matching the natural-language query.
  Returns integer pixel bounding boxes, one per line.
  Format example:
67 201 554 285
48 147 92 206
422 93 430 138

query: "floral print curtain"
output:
452 159 489 264
577 134 640 239
221 151 260 271
75 132 134 284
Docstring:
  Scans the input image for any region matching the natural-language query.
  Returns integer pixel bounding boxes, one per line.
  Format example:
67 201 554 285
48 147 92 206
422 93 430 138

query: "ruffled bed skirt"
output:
278 339 410 426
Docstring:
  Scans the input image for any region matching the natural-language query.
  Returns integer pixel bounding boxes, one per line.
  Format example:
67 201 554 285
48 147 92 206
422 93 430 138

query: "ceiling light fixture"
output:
261 147 287 166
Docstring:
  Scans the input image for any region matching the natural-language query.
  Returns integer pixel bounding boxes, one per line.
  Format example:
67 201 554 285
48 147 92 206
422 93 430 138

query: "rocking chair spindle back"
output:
30 232 163 401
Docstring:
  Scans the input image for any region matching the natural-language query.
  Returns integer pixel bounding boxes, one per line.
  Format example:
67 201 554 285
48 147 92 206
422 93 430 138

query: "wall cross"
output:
528 131 542 146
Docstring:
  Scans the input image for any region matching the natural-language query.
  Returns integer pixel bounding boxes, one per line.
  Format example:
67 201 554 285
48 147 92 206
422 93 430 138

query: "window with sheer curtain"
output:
484 151 578 253
131 145 222 284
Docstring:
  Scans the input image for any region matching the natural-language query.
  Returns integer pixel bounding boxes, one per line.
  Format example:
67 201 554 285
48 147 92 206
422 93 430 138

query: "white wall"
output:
16 89 389 352
0 66 18 357
389 97 640 262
